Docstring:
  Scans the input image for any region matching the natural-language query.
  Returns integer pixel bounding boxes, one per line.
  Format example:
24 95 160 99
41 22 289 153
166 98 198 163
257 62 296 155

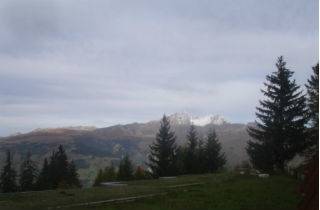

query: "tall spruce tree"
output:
148 115 178 177
36 158 50 190
44 145 81 189
305 63 319 154
204 129 226 172
184 125 199 174
67 161 81 188
48 145 69 188
55 145 69 186
247 56 308 172
19 152 38 191
0 151 17 193
117 155 134 181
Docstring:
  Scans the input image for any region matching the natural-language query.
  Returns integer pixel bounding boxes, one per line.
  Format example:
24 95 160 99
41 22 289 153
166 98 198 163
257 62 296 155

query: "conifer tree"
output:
67 161 81 188
19 152 38 191
305 63 319 154
247 56 308 172
117 155 134 181
184 125 199 174
36 158 50 190
47 151 57 188
148 115 178 177
35 146 80 190
48 145 70 188
93 169 104 186
197 138 207 173
0 151 17 193
44 145 81 189
93 163 117 186
103 163 116 181
204 129 226 172
175 146 187 175
54 145 69 186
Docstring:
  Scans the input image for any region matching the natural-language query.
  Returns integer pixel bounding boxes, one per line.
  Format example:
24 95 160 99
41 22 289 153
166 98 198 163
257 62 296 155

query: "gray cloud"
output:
0 0 318 136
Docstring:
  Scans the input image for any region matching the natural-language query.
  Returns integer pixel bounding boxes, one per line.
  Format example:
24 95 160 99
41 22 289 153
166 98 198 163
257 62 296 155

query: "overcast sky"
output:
0 0 318 136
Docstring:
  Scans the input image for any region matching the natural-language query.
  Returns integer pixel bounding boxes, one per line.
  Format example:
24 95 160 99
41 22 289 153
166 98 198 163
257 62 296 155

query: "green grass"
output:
0 173 301 210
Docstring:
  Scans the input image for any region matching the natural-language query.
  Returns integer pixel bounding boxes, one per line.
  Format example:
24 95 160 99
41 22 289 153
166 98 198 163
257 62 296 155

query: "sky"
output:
0 0 318 136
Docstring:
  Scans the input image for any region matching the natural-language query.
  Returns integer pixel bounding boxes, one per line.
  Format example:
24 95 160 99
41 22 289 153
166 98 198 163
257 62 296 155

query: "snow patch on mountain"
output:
168 112 227 126
191 115 227 126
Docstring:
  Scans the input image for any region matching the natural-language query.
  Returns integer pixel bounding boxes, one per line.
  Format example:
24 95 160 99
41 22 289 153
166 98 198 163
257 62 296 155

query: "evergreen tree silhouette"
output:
305 63 319 155
117 155 134 181
0 151 17 193
103 163 117 181
93 169 104 186
19 152 38 191
204 129 226 172
175 146 187 175
67 161 81 188
197 138 207 173
247 56 308 172
148 115 178 177
44 145 81 189
93 163 118 187
54 145 69 187
36 158 50 190
184 125 199 174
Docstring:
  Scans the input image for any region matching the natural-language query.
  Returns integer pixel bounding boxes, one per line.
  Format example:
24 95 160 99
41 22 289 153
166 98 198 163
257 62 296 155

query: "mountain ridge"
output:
0 113 251 186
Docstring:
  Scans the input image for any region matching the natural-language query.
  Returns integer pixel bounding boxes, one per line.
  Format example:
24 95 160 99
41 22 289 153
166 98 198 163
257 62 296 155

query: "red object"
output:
298 154 318 210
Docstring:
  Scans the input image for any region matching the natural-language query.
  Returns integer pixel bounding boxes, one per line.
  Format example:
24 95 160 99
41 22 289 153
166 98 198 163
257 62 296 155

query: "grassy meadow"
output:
0 173 301 210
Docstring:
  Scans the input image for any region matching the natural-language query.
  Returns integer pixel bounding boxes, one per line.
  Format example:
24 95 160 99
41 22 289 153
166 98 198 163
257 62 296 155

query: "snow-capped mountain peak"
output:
168 112 227 126
191 115 227 126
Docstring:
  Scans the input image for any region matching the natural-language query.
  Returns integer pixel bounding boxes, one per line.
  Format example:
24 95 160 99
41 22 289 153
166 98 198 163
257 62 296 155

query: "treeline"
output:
247 56 318 173
148 117 225 177
94 116 225 185
93 156 152 186
0 145 81 193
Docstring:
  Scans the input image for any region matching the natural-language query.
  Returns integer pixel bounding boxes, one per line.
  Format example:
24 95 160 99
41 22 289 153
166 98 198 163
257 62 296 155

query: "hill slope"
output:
0 114 251 185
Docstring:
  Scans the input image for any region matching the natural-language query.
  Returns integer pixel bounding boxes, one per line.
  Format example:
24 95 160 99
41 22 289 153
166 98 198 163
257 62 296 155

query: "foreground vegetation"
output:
0 145 81 193
0 173 300 210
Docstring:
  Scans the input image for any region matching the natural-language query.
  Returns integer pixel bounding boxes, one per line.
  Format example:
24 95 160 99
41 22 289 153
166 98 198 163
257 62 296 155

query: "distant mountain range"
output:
0 113 251 186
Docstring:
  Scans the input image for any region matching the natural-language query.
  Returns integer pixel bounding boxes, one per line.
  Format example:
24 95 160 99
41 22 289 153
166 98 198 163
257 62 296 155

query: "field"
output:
0 173 301 210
